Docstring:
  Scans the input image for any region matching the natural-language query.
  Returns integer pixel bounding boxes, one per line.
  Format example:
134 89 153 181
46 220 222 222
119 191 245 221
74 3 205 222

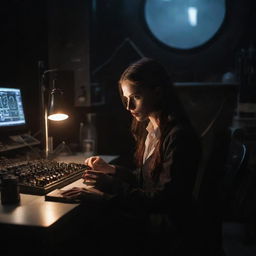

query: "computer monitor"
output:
0 87 26 132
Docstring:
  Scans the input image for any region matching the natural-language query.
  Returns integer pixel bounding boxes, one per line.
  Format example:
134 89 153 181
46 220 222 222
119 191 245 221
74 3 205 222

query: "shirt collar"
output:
146 121 161 139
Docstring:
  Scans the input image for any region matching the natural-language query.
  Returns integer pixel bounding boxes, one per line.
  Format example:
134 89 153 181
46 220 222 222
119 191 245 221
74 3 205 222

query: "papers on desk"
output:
45 189 81 203
45 185 104 204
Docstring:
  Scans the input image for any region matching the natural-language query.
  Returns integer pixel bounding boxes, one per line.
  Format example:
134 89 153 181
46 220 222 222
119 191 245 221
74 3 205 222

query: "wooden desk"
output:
0 154 118 228
0 192 80 255
0 193 79 227
0 154 118 255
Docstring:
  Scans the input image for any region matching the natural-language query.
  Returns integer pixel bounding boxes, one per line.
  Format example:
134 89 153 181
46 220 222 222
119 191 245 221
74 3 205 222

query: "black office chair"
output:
192 137 249 256
192 109 236 255
221 138 248 221
220 135 256 244
175 83 239 255
193 131 230 256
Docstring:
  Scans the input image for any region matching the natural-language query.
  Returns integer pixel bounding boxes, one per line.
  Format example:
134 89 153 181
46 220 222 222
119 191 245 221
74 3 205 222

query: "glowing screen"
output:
0 88 26 127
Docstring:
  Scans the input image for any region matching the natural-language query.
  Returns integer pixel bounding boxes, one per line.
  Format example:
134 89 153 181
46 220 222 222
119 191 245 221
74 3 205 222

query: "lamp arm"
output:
44 103 49 159
39 63 59 159
40 68 49 159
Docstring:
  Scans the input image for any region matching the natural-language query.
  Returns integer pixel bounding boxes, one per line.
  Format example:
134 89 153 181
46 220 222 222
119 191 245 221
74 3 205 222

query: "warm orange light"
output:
48 113 69 121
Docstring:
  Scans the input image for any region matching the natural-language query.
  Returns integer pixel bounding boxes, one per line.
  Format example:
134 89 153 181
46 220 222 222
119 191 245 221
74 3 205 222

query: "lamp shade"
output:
48 88 69 121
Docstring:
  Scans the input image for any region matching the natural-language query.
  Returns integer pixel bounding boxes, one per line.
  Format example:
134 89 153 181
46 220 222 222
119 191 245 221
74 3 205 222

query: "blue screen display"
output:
0 88 26 127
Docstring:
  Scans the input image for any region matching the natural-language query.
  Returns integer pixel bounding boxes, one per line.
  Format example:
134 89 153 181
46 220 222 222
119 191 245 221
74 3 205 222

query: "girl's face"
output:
121 81 159 122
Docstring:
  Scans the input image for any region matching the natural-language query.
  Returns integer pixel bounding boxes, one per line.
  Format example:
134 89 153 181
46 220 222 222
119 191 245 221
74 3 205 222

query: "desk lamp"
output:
39 62 69 159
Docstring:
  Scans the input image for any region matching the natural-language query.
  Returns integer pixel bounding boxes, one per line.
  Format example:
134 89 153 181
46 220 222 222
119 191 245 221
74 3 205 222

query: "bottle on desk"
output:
79 113 97 158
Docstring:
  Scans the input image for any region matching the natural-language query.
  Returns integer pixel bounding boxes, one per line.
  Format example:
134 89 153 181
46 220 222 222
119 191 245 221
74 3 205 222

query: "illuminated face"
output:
121 81 158 122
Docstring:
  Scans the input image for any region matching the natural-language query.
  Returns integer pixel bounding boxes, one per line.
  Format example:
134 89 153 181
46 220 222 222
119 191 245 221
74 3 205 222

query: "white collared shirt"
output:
143 121 161 164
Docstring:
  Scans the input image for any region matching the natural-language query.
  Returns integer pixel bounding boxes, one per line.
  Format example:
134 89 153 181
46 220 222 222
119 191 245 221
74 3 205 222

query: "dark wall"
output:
47 0 91 148
90 0 255 82
89 0 256 156
0 0 255 157
0 0 91 150
0 0 48 137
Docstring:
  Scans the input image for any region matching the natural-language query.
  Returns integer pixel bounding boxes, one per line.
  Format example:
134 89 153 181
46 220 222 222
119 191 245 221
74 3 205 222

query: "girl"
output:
62 57 202 255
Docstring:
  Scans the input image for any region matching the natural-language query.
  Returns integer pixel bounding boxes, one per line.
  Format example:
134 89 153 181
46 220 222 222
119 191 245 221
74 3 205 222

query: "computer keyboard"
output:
0 158 90 195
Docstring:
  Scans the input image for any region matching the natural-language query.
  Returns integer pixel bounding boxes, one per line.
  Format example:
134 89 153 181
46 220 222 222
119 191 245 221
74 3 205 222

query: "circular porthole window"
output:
144 0 226 50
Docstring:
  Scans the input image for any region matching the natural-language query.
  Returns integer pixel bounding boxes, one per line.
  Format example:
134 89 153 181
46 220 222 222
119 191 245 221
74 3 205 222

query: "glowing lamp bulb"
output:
48 113 69 121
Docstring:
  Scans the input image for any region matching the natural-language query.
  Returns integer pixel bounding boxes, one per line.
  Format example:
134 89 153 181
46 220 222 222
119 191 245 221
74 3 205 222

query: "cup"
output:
1 174 20 205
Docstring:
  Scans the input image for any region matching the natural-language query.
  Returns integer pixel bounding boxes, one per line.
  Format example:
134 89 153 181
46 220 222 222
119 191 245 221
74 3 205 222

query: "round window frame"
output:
120 0 250 79
143 0 227 51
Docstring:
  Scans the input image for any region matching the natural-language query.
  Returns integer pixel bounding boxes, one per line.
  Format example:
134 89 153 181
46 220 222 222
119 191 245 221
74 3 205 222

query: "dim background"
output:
0 0 255 154
0 1 256 255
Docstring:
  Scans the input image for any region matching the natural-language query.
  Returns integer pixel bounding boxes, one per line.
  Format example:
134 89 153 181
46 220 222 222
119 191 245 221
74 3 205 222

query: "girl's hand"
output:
60 187 103 199
84 156 116 174
82 170 114 192
83 156 117 193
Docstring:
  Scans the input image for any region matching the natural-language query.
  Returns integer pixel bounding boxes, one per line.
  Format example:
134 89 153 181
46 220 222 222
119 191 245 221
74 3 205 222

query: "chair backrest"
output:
221 138 248 220
194 112 233 212
223 140 247 192
175 83 238 203
176 83 238 254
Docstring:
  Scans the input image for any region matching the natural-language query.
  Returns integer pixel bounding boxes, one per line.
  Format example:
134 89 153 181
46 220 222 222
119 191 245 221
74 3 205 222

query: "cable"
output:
92 37 145 77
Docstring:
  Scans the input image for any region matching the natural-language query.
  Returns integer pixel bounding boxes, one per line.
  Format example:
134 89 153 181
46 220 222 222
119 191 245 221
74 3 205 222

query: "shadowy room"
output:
0 0 256 256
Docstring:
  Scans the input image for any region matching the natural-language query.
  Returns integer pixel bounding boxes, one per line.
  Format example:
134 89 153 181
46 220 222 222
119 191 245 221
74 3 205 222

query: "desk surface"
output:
0 193 79 227
0 179 100 228
0 154 117 228
0 179 96 228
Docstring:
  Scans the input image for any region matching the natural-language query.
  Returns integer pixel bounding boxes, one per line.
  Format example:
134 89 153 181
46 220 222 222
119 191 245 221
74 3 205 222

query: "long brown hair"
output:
118 57 190 183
